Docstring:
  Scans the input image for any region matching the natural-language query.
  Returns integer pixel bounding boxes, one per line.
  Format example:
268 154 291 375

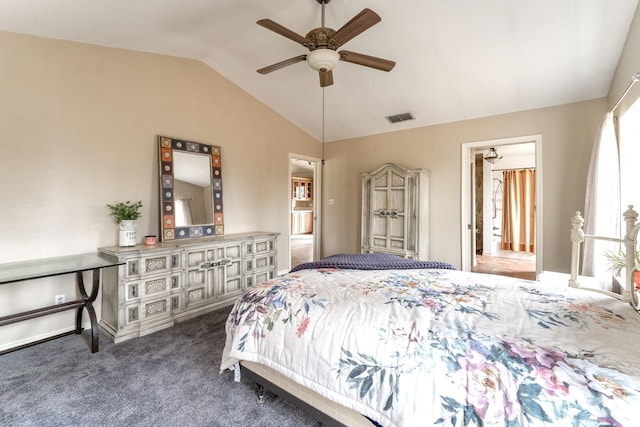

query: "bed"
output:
220 212 640 426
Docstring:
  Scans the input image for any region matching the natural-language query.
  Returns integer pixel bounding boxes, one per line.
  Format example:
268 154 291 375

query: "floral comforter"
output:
220 268 640 427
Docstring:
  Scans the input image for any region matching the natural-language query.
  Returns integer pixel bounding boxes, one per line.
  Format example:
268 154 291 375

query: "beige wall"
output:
322 98 607 272
0 31 320 349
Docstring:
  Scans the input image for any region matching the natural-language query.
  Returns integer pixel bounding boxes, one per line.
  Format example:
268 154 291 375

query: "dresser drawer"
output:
125 296 171 325
245 253 276 273
125 273 178 302
245 268 277 289
124 253 180 279
245 237 276 257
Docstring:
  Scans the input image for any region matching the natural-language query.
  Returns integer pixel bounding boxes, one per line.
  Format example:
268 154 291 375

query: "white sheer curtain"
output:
582 112 621 281
175 199 194 226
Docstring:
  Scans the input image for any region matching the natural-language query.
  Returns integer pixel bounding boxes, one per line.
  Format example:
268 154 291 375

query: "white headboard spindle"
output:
569 205 640 310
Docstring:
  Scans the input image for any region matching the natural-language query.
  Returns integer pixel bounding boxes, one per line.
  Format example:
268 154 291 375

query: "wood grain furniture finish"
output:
99 232 278 343
291 177 313 201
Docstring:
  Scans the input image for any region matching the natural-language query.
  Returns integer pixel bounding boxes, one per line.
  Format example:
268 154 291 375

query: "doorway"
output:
461 135 543 278
289 155 321 270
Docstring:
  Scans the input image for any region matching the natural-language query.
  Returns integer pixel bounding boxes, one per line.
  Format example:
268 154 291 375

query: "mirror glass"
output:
173 151 213 226
158 135 224 241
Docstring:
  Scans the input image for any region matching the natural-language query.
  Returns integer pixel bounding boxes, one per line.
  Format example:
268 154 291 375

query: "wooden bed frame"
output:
238 206 640 427
570 205 640 309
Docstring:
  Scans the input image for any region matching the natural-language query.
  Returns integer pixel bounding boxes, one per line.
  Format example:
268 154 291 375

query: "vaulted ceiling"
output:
1 0 637 142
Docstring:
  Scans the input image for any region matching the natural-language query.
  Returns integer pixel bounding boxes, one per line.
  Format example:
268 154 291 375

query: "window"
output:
619 98 640 212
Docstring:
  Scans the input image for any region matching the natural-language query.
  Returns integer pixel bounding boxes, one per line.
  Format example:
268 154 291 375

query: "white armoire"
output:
361 163 430 260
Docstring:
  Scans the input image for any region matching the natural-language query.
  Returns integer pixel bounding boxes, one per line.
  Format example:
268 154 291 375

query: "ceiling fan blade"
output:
319 70 334 87
257 55 307 74
339 51 395 72
257 19 311 47
331 8 381 47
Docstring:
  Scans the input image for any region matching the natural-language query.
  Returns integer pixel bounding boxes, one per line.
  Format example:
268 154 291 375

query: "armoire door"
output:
361 163 430 260
371 168 408 252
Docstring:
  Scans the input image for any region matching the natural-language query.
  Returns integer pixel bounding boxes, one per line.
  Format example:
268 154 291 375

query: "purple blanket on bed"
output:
289 253 457 273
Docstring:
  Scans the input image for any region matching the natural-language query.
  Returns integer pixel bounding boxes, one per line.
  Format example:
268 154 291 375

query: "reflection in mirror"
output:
158 136 224 241
173 151 213 226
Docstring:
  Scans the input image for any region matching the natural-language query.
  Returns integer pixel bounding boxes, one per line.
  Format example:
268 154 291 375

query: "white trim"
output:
460 135 543 275
0 322 93 353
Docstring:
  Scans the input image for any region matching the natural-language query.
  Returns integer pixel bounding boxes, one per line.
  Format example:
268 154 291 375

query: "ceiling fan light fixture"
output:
307 48 340 72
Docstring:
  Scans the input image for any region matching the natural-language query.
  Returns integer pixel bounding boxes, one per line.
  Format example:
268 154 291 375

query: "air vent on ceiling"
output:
385 112 415 124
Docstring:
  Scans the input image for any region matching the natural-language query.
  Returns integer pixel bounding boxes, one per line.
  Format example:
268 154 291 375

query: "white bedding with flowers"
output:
220 267 640 427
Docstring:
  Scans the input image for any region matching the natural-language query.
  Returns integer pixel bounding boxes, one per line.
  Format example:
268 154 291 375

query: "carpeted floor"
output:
0 306 319 427
290 234 314 268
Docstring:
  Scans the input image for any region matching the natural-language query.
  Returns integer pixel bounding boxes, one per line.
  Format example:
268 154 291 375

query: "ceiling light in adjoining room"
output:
307 49 340 72
484 147 502 164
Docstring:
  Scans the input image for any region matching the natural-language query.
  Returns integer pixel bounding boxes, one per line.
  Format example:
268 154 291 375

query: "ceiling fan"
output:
256 0 396 87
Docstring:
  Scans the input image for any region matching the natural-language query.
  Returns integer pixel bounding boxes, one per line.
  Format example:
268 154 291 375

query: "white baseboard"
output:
0 321 93 353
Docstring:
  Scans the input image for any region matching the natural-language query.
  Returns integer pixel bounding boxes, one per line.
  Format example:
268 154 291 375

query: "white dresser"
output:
99 232 278 343
361 163 430 260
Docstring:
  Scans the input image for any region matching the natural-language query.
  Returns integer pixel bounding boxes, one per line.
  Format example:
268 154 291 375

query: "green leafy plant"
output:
106 200 143 223
603 249 640 276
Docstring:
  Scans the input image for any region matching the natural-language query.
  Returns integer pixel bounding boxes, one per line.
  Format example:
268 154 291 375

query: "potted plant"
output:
603 249 640 290
106 200 143 247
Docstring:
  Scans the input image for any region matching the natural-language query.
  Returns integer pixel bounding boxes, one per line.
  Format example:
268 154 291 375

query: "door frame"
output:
460 134 543 275
288 154 322 271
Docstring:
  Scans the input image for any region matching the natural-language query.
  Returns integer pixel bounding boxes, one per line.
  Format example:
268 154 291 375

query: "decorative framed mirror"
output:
158 135 224 241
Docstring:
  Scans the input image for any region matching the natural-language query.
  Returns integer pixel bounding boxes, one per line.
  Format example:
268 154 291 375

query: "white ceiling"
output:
1 0 638 142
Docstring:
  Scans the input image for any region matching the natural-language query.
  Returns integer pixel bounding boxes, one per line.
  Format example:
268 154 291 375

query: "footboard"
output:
570 205 640 309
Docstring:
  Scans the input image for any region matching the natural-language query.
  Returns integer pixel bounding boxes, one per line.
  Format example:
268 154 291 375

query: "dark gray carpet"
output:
0 306 319 426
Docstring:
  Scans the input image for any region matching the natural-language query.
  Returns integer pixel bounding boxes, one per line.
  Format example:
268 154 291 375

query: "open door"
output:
289 155 321 270
461 135 543 276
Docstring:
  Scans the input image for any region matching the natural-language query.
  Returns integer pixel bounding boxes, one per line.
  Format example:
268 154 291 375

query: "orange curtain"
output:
501 169 536 253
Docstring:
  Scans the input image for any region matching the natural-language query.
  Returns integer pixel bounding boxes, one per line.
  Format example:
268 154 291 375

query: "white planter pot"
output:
119 220 137 247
